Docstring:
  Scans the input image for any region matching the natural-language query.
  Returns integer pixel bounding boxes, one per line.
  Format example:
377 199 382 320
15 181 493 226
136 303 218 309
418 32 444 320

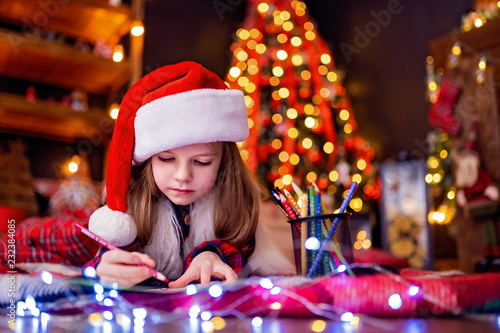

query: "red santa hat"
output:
89 61 249 246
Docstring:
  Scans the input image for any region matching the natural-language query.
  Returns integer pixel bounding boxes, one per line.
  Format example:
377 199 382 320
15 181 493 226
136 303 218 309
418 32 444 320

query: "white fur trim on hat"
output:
89 205 137 247
133 88 248 163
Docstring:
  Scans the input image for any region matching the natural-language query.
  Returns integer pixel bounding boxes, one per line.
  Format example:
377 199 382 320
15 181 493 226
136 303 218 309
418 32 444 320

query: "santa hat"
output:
89 61 249 246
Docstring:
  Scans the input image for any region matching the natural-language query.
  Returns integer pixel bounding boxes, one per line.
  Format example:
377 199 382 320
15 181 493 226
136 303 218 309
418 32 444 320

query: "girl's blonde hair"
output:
129 142 262 257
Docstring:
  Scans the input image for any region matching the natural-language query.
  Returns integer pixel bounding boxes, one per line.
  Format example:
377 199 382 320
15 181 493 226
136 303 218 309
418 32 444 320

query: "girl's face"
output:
151 142 223 206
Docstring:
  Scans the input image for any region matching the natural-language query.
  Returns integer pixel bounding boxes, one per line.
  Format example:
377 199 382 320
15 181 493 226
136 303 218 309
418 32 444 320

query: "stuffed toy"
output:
453 133 500 272
454 149 499 208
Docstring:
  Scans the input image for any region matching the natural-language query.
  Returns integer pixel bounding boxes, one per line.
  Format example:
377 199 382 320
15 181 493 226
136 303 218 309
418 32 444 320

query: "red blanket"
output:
0 209 99 271
1 212 499 317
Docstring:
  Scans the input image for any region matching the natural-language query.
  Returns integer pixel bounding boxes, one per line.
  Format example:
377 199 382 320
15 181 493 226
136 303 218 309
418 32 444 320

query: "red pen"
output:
76 224 169 283
280 193 297 220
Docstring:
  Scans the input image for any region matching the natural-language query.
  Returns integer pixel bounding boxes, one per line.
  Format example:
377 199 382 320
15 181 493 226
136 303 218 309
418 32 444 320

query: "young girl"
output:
84 61 263 288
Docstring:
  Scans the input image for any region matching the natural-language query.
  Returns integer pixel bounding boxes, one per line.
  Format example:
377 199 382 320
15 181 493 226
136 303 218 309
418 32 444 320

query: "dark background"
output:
0 0 471 257
1 0 473 180
142 0 473 161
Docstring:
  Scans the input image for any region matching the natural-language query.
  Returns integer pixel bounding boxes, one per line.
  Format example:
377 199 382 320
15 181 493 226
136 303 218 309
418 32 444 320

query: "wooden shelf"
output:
0 0 133 45
428 19 500 69
0 92 114 142
0 28 131 95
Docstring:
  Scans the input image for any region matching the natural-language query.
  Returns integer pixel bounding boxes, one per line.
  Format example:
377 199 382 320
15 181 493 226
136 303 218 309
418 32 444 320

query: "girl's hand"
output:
96 249 156 288
168 251 238 288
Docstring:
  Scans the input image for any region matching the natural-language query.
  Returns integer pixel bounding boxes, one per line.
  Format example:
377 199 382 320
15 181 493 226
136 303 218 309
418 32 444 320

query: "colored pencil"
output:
292 181 304 197
270 191 289 218
271 181 357 278
306 182 358 278
298 194 308 276
313 181 329 216
284 189 301 216
307 187 316 272
280 193 297 220
76 224 170 283
315 192 328 275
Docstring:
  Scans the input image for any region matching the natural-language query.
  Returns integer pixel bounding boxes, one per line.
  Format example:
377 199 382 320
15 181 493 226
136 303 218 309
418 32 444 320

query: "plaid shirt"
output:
186 240 245 273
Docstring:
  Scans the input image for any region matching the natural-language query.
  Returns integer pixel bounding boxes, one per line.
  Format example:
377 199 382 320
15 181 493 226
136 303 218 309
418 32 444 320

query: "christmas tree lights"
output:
226 0 378 212
425 129 456 227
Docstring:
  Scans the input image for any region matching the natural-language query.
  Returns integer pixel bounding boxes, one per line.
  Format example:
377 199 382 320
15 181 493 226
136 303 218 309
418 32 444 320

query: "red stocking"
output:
428 77 462 136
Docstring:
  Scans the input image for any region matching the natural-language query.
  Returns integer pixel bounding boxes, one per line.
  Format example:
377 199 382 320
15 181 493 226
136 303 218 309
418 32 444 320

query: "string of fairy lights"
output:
10 265 500 331
224 0 379 214
8 265 430 332
460 1 500 32
9 2 500 332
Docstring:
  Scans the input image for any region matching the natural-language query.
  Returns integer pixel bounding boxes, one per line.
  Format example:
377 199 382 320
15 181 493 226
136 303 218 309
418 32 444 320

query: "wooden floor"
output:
2 314 500 332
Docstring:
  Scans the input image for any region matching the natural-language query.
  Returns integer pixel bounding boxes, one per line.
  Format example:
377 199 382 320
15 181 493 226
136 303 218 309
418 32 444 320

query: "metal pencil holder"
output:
287 213 353 277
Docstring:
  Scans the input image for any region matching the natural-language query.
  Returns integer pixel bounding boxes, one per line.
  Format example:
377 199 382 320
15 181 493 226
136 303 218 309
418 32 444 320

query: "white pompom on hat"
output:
89 61 249 246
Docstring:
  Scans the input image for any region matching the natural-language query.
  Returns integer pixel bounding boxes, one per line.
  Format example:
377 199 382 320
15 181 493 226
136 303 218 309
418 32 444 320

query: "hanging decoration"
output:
226 0 378 212
425 41 497 228
426 10 500 272
461 1 500 31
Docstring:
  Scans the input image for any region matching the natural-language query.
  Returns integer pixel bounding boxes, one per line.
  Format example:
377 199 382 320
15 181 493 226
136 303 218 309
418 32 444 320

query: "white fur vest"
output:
141 192 216 280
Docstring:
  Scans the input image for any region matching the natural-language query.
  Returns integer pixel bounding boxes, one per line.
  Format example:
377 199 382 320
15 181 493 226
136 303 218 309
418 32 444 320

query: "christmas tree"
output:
0 139 38 216
225 0 378 212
